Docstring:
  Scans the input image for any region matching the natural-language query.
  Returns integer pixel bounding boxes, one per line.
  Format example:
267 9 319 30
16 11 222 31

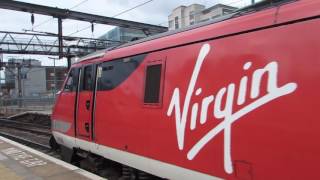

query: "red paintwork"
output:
52 91 76 137
52 0 320 179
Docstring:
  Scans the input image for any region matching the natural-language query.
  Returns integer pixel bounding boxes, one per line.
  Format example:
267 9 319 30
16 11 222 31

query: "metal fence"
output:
0 97 55 116
0 97 55 107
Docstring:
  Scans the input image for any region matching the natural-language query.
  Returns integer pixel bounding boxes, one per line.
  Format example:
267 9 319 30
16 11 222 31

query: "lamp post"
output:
0 51 2 97
48 57 59 97
0 68 2 98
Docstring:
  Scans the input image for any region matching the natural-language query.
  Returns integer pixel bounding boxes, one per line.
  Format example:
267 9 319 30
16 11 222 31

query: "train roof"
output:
74 0 317 65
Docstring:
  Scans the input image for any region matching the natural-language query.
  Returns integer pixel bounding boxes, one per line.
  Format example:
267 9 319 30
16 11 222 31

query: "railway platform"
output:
0 136 104 180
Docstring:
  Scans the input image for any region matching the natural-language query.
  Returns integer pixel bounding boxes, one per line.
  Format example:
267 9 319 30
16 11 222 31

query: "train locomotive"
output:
51 0 320 179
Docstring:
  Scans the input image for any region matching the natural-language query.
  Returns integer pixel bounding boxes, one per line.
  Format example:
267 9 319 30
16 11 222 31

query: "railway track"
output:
0 125 60 159
0 118 51 136
0 118 49 129
0 117 56 156
0 131 51 150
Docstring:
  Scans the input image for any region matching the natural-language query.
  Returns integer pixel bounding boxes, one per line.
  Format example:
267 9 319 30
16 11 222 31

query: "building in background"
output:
45 67 67 94
168 3 238 30
99 27 147 43
4 58 67 97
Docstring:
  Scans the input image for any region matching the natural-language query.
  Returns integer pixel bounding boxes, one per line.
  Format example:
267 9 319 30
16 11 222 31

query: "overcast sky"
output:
0 0 258 68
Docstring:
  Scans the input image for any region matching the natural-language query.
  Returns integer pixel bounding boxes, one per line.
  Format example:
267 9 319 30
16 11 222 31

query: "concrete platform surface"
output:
0 136 104 180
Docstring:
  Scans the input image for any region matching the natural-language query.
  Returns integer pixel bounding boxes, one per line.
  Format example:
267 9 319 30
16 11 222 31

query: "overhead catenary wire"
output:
67 0 155 36
112 0 154 17
69 0 89 9
32 0 89 30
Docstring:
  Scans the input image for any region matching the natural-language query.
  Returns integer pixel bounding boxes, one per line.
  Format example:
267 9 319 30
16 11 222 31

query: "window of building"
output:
169 20 174 29
83 65 93 91
174 16 179 29
211 15 221 20
21 74 27 79
144 64 162 104
223 9 234 15
189 11 195 20
97 54 146 91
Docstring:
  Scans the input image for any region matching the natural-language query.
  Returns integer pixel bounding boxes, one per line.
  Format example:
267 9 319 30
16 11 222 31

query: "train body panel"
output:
51 0 320 179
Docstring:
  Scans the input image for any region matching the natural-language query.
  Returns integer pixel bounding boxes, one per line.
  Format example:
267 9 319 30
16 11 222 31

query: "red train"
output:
51 0 320 179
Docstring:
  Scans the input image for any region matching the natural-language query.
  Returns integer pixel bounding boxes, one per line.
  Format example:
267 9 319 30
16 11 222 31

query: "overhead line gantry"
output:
0 0 168 67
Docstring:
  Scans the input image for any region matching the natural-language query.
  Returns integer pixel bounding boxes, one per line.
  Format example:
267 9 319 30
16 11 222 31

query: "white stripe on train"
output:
52 131 222 180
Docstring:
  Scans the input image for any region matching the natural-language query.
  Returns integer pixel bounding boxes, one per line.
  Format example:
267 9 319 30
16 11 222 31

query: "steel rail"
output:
0 131 51 150
0 118 51 136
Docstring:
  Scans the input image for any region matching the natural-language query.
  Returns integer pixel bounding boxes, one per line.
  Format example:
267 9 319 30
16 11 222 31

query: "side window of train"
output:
143 61 165 106
64 68 79 92
83 65 93 91
97 54 146 91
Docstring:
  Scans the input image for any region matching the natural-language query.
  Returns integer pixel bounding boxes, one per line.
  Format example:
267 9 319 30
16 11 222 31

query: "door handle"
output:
85 100 90 110
85 123 89 132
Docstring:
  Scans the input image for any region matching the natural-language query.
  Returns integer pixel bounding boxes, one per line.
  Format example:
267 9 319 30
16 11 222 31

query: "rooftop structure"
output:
99 27 148 43
168 3 238 30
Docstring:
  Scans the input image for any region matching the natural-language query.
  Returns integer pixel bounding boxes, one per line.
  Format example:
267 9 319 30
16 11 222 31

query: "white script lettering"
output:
167 44 297 174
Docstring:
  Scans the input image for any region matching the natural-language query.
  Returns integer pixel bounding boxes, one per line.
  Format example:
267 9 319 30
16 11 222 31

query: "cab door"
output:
76 65 94 140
